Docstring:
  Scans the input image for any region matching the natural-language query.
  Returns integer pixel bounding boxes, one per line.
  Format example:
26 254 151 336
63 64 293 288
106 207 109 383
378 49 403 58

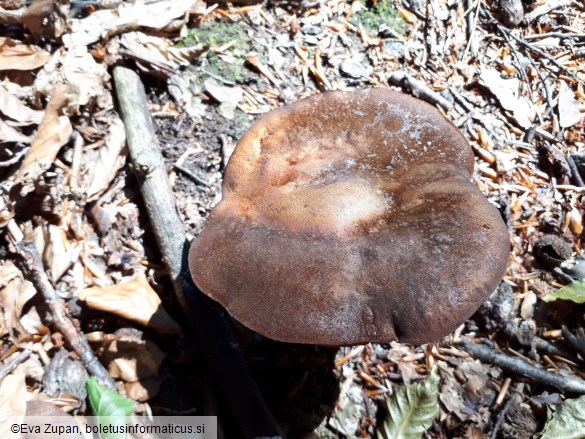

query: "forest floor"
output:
1 0 585 438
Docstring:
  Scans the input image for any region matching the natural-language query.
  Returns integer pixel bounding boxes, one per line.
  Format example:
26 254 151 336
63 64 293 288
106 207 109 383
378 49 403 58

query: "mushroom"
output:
189 88 509 346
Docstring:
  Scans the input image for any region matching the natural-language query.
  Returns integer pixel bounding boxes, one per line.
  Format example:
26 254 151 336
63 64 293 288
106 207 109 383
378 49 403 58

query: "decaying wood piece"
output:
112 65 283 438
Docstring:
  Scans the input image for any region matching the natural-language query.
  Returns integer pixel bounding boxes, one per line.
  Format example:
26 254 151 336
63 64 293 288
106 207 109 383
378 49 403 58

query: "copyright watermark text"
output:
4 416 216 438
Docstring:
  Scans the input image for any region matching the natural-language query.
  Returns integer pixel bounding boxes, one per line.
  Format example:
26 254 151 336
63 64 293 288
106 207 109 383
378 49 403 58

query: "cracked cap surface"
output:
189 88 509 346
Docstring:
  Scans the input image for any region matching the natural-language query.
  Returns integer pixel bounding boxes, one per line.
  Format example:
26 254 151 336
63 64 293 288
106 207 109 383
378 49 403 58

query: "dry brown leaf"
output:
464 425 489 439
14 86 72 188
85 115 127 200
204 78 243 120
20 354 45 384
32 46 110 111
190 0 208 15
0 197 15 228
25 398 72 417
0 118 30 143
21 0 69 40
63 0 196 48
396 359 422 385
78 273 182 335
21 399 83 435
494 149 518 174
124 378 161 402
107 346 163 382
97 336 166 382
438 362 469 421
480 69 537 129
0 260 37 337
0 37 51 70
119 32 179 74
167 74 206 118
42 224 81 284
559 81 584 128
520 291 537 320
119 32 206 78
68 261 86 297
0 365 27 436
18 305 43 336
0 6 24 25
60 46 109 108
89 203 118 235
328 372 368 435
204 78 243 104
0 85 43 125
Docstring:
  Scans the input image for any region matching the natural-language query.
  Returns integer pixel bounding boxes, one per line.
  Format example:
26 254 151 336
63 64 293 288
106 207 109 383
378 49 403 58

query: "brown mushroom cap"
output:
189 88 509 346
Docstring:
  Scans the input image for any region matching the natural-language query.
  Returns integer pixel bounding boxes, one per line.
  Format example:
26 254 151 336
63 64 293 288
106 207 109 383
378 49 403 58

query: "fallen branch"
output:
8 222 116 390
389 71 452 111
523 0 575 24
460 340 585 394
112 64 283 438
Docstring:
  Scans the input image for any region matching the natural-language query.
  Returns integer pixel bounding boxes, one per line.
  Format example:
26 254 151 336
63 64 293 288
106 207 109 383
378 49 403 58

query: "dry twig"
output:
498 24 578 80
172 163 210 187
389 71 452 111
0 147 30 168
0 349 31 385
460 340 585 394
490 383 524 439
8 222 116 390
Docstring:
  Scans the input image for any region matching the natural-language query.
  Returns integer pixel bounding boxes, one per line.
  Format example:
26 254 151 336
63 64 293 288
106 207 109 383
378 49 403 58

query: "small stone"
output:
301 25 322 35
383 39 406 58
204 79 243 120
339 59 366 79
204 78 243 105
218 102 237 120
520 291 537 320
494 150 517 175
302 35 319 46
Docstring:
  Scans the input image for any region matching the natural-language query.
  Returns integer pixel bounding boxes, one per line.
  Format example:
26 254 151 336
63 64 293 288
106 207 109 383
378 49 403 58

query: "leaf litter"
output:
0 0 584 437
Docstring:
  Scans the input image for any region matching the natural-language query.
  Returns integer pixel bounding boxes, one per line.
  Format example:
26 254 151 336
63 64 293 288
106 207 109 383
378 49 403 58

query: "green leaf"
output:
87 377 133 439
87 377 133 417
377 368 440 439
541 280 585 303
539 395 585 439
